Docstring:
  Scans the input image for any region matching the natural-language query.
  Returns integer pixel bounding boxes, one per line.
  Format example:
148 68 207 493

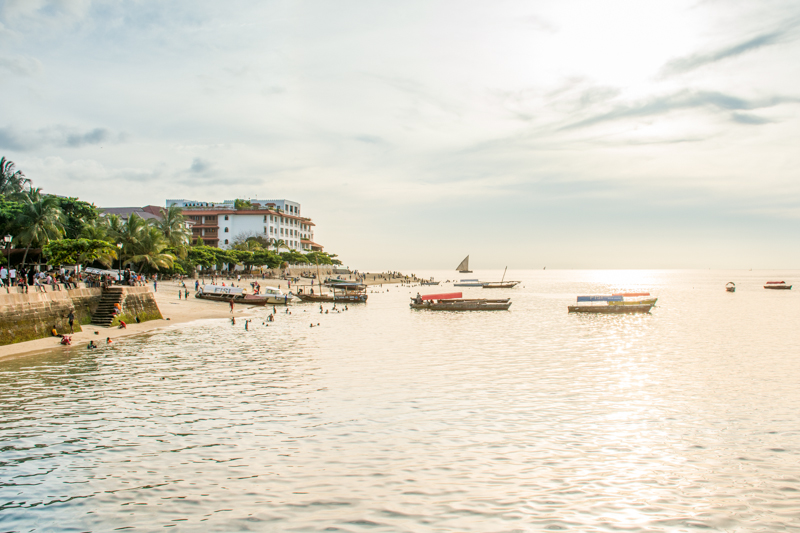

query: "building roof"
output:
101 207 162 221
180 208 314 224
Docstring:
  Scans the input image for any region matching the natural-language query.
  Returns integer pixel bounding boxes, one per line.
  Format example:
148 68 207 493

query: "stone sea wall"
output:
112 286 163 326
0 285 162 346
0 287 101 345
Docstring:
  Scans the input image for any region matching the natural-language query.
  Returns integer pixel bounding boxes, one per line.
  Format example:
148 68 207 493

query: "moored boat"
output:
295 282 368 303
726 282 736 293
410 292 511 311
764 281 792 290
420 277 440 286
195 285 286 306
454 279 484 287
568 295 654 314
482 266 520 289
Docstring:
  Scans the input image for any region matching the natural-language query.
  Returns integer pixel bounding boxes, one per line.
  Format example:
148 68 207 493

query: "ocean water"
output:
1 270 799 532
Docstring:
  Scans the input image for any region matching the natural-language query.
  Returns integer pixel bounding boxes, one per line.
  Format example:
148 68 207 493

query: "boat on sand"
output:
196 285 289 306
410 292 511 311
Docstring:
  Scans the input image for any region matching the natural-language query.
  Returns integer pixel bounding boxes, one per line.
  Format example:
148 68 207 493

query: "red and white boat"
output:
764 281 792 290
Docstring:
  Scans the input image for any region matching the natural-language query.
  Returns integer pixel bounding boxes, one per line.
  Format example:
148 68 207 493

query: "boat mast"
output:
501 266 507 283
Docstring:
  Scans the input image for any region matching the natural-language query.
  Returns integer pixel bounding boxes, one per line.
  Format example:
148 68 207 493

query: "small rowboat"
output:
764 281 792 290
410 292 511 311
726 282 735 293
454 279 485 287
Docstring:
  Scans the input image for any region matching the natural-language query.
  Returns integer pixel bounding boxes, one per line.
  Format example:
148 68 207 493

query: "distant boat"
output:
726 282 736 293
482 267 520 289
454 279 484 287
764 281 792 290
420 277 439 286
456 255 472 273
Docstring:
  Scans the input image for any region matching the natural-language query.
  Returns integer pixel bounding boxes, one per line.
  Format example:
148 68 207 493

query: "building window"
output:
225 239 229 245
224 215 229 220
224 227 229 233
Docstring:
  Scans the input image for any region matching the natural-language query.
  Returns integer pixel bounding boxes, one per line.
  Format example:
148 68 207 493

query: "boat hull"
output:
296 293 368 303
482 282 520 289
568 304 653 314
411 301 511 311
764 285 792 290
196 293 276 306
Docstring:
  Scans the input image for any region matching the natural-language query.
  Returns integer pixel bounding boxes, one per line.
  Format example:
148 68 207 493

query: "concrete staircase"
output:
91 287 125 327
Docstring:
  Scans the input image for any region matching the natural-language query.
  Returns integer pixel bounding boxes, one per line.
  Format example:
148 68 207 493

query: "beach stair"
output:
91 287 125 327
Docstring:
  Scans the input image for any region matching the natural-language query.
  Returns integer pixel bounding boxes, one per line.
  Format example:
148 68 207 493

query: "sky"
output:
1 0 799 270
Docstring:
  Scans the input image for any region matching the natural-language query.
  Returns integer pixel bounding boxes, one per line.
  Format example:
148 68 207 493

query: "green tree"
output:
54 197 99 239
0 197 24 236
234 199 254 210
152 205 191 257
16 195 65 266
0 157 31 199
43 239 117 267
127 226 175 272
187 246 217 269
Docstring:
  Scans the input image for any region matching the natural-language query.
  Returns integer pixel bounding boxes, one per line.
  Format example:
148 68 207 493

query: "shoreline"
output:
0 274 406 363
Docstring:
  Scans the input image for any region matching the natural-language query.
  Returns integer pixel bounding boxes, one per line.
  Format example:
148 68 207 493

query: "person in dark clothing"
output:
67 310 75 333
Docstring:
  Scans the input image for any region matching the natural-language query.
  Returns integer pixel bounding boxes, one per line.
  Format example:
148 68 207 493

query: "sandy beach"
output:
0 273 408 362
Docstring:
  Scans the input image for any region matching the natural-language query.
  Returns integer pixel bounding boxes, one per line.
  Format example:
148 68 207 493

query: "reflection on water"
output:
2 270 799 531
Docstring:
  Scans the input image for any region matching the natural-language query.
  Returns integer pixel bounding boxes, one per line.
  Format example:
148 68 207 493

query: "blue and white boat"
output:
454 279 484 287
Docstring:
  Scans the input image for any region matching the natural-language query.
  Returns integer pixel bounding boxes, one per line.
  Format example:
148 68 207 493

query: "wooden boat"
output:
410 292 511 311
568 295 654 314
195 285 281 306
456 255 472 273
482 266 520 288
295 282 368 303
420 280 440 286
764 281 792 290
726 282 736 293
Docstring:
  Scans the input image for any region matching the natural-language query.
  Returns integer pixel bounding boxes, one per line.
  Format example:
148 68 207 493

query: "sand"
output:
0 273 408 362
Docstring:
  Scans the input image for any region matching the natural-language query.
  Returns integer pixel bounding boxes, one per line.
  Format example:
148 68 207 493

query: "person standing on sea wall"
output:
0 266 7 288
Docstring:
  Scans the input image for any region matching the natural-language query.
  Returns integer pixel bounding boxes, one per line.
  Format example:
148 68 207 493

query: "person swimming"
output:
106 337 113 344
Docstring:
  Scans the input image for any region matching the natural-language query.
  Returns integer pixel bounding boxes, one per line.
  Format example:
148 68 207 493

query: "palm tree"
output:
16 195 65 265
270 238 288 253
152 205 191 258
127 226 175 272
0 157 31 198
80 218 111 241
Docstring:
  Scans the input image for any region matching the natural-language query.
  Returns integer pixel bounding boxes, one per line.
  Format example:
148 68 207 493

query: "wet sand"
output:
0 274 407 362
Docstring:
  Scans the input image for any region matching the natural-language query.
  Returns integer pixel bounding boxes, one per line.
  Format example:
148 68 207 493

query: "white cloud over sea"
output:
1 0 799 268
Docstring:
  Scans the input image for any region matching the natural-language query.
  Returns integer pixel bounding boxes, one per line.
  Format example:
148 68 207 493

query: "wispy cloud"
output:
0 54 42 76
560 90 795 130
660 26 796 77
0 125 126 151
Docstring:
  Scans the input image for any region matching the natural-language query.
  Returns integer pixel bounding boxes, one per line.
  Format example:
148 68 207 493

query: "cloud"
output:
0 125 126 151
560 90 795 130
730 112 773 125
354 135 386 144
660 28 793 77
0 54 43 76
189 157 212 174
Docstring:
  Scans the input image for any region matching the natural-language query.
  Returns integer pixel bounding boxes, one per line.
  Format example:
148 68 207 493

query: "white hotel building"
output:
167 198 322 252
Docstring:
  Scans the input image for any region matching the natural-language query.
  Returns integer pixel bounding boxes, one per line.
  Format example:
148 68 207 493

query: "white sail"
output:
456 255 469 271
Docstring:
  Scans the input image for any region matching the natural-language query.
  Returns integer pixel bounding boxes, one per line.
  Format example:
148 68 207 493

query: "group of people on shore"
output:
1 266 83 292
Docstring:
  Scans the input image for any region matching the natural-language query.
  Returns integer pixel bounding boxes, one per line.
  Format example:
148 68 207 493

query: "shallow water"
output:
2 270 799 532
